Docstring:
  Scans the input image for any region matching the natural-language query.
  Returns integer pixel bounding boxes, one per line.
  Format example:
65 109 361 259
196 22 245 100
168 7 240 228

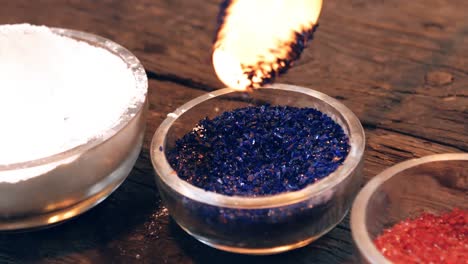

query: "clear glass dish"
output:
151 84 365 254
351 153 468 263
0 28 148 230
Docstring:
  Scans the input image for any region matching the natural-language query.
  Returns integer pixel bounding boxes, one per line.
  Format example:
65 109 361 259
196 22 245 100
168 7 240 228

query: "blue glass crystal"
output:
168 105 350 196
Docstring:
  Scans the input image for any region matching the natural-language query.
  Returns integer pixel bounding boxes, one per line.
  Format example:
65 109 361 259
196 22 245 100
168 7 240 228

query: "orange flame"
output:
213 0 323 91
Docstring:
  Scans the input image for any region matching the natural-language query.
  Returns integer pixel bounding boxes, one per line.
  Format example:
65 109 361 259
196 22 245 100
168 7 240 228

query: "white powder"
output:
0 24 145 165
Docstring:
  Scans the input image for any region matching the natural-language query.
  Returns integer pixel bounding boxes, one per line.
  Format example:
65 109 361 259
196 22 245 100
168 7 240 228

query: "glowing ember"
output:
213 0 322 91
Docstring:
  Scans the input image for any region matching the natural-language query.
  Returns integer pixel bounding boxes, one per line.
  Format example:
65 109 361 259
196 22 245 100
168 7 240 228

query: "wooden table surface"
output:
1 0 467 263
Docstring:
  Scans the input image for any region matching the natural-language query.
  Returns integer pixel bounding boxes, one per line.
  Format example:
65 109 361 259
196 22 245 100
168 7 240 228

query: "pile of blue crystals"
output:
168 105 350 196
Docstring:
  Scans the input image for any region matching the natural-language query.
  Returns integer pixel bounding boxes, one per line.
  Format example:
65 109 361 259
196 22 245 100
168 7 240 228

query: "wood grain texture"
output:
0 0 466 263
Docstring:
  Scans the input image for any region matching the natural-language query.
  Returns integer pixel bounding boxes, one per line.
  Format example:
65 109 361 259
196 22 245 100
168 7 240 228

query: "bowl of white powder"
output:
0 24 148 230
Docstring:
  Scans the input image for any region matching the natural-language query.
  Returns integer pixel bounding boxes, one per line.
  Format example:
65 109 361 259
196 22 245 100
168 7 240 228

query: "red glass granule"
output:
374 208 468 264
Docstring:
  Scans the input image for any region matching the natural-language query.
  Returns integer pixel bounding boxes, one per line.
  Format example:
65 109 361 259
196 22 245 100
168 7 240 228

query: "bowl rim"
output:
151 83 365 209
0 27 148 171
350 153 468 264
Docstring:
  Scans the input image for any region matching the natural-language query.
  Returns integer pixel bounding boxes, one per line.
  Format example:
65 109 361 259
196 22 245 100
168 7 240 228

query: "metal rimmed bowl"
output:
351 153 468 263
0 28 148 231
151 84 365 254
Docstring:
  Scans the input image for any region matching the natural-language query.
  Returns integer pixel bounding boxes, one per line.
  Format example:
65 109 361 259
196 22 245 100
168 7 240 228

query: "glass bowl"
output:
151 84 365 254
0 28 148 230
351 153 468 263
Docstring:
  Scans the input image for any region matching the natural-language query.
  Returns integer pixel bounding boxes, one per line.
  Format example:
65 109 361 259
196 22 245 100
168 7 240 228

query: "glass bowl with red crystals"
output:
151 84 365 254
351 153 468 264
